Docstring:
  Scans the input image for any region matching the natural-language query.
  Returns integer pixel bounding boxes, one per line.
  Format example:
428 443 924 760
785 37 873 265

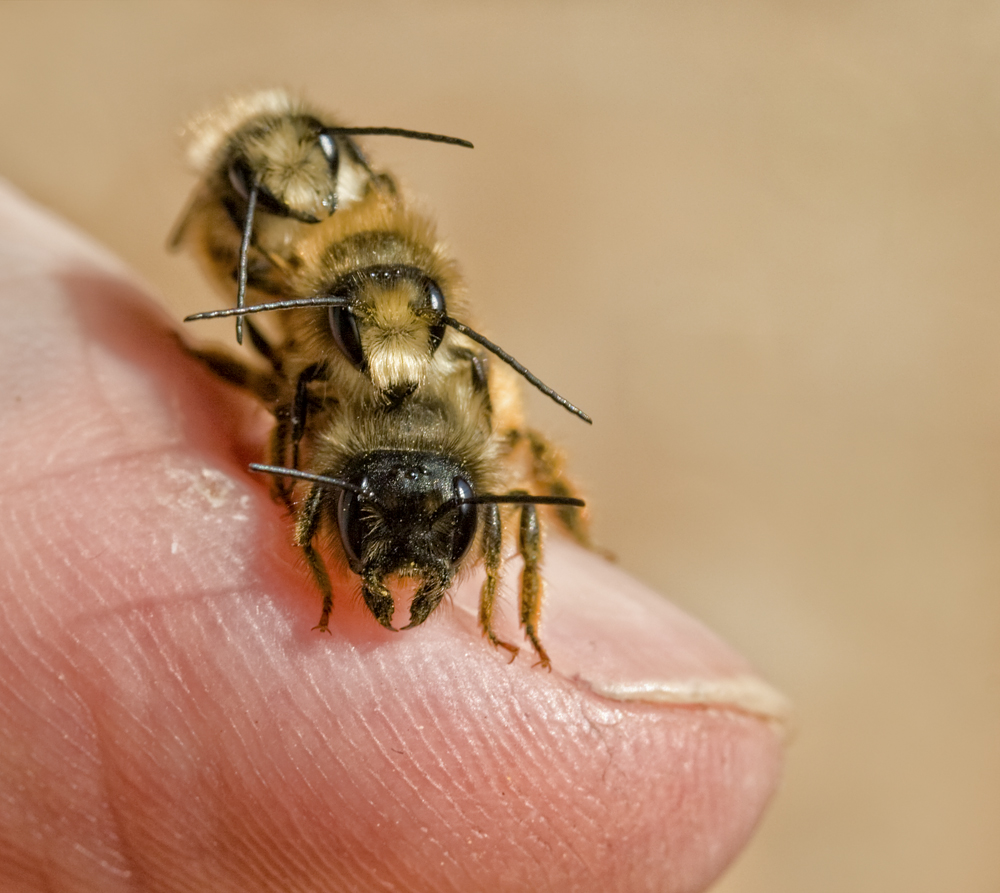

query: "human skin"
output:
0 182 787 893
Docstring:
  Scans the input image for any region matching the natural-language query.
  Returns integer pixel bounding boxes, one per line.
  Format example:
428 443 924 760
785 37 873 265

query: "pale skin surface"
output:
0 183 785 893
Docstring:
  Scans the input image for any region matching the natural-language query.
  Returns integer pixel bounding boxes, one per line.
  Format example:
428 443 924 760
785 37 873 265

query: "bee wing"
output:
166 185 208 251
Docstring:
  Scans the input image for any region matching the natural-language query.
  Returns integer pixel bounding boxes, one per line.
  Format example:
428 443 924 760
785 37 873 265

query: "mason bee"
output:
248 353 588 668
169 88 472 343
184 194 592 424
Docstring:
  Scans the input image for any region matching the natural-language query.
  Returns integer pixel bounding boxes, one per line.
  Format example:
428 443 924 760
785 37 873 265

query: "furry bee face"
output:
325 266 447 392
277 203 469 403
171 91 383 270
220 112 373 226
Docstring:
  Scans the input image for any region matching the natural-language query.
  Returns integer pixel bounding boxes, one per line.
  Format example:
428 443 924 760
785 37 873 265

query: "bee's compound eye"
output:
337 488 367 570
328 306 366 371
451 477 478 565
426 281 446 316
228 157 253 200
318 131 340 169
228 155 298 218
426 282 447 353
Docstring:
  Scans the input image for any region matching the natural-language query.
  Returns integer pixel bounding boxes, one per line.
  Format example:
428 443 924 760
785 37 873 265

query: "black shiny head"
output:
331 450 478 629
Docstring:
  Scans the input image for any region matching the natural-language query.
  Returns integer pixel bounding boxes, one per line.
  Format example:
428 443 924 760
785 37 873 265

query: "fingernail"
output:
524 537 791 729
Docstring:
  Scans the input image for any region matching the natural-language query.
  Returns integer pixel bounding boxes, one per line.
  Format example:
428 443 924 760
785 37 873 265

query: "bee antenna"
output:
248 463 367 496
442 316 593 424
235 180 258 345
432 492 586 522
184 296 351 323
465 494 587 508
323 127 473 149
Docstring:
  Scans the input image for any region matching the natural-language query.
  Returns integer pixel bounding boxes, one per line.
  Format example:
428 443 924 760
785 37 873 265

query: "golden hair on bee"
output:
170 89 473 344
279 195 469 400
180 89 374 216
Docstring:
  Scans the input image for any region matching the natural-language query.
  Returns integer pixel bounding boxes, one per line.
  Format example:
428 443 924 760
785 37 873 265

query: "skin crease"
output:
0 181 784 893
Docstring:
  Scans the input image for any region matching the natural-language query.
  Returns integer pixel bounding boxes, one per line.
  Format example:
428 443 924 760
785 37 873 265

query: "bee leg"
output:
268 402 295 510
267 363 327 510
518 500 551 670
183 342 280 404
360 570 396 630
451 347 494 422
525 429 591 548
406 568 451 630
290 363 326 470
295 484 333 633
478 503 519 660
243 317 283 374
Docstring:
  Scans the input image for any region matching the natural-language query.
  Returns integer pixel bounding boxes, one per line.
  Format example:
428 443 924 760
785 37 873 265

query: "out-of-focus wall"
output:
1 2 997 891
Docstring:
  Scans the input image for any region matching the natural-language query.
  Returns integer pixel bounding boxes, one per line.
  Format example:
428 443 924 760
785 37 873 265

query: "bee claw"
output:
375 613 398 631
485 633 520 662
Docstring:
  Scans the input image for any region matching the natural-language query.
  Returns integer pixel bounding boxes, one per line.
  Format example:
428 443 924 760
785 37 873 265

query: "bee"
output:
184 195 592 427
249 354 588 669
169 88 473 344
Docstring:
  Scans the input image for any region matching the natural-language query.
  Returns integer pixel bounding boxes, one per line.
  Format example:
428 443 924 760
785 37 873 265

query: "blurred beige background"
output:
1 2 998 890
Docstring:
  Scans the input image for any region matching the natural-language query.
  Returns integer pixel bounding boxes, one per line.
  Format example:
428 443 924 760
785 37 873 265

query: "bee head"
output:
332 450 478 629
226 116 371 224
326 265 447 395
